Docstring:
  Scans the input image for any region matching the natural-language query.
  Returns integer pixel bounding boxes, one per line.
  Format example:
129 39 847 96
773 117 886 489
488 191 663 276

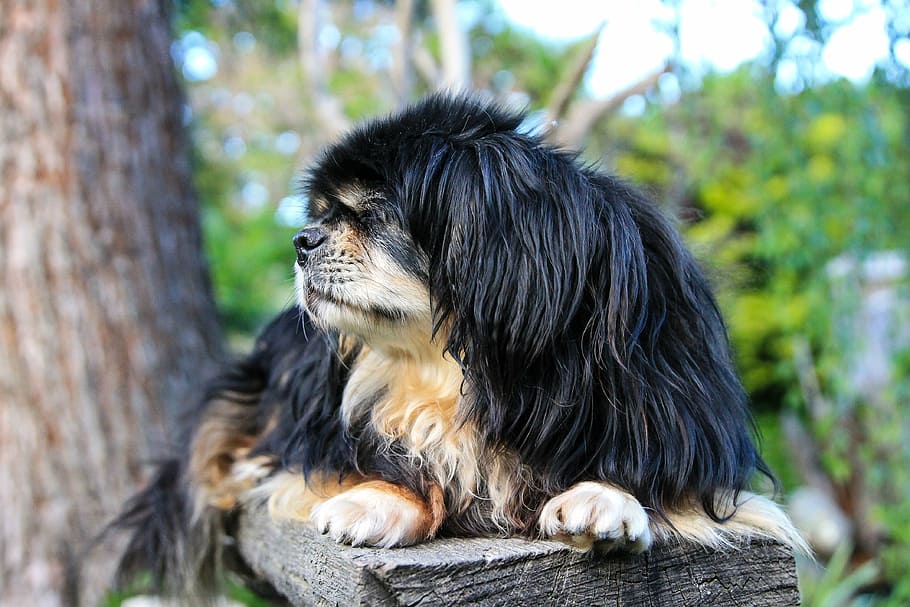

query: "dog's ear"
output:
408 136 771 519
406 137 572 356
410 136 610 455
420 138 595 366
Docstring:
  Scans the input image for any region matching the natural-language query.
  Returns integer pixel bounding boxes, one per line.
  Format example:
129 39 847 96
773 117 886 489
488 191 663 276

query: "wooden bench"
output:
237 503 800 606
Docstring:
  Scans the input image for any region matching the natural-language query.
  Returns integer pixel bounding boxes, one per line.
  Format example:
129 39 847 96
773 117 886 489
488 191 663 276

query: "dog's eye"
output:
309 191 391 227
309 206 336 224
355 197 393 224
357 207 381 223
360 205 401 229
316 201 355 224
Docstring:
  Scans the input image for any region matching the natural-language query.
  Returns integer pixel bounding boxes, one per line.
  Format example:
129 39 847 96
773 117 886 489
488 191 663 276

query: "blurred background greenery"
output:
157 0 910 604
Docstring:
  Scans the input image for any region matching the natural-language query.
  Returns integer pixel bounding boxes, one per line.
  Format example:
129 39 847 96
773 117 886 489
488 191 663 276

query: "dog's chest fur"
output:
340 346 536 533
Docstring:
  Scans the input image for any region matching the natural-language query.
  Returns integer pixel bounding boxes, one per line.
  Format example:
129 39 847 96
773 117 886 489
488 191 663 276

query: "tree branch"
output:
792 336 832 422
391 0 416 106
430 0 471 89
298 0 351 141
780 412 836 497
548 66 669 149
545 23 607 126
411 43 441 88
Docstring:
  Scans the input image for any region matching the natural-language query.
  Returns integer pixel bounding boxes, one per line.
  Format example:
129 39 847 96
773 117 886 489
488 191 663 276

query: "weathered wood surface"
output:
237 503 800 607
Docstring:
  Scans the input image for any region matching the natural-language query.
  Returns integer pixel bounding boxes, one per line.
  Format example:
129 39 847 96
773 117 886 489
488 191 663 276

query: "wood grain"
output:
237 502 800 606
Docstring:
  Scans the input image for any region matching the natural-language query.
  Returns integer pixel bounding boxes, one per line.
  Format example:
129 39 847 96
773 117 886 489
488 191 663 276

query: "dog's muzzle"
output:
293 227 328 265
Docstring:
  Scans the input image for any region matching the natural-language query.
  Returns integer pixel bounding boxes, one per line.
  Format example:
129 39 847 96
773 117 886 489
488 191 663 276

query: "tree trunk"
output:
0 1 222 605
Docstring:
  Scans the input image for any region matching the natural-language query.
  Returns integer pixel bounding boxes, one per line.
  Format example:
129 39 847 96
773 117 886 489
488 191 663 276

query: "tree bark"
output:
0 1 222 605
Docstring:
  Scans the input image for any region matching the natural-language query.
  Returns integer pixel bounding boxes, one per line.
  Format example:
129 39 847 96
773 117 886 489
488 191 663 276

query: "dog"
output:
113 93 805 599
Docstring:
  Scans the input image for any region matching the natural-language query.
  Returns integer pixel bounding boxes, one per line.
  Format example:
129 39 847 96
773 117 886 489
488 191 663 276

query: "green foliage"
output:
101 578 278 607
226 579 279 606
754 411 799 490
99 589 138 607
603 70 910 410
173 0 217 37
188 108 301 335
202 204 298 335
175 0 298 53
869 346 910 606
800 542 880 607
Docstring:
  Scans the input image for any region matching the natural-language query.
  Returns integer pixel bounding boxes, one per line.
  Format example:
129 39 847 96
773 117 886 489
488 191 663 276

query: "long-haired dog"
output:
113 93 805 599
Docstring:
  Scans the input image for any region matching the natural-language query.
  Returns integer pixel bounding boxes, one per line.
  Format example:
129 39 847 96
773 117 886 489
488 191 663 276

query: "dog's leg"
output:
538 481 652 552
261 473 445 548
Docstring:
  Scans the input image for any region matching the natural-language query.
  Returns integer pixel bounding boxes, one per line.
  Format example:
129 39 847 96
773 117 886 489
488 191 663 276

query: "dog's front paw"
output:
539 481 652 553
310 481 439 548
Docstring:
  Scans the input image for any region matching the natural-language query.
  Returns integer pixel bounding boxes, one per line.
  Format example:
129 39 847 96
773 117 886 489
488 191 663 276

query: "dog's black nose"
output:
293 227 327 264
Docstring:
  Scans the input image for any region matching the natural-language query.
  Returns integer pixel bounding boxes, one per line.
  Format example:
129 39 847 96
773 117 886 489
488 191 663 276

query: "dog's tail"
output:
107 353 276 600
654 491 812 557
109 458 225 601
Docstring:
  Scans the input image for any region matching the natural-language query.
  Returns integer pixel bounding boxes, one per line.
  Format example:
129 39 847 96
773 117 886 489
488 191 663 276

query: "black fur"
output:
111 93 774 596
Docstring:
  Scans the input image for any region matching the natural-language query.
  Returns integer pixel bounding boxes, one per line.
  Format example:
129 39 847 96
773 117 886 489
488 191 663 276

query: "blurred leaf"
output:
800 542 880 607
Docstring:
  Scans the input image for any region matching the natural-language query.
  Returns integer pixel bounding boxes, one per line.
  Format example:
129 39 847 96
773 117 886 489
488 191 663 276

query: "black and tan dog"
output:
114 93 805 599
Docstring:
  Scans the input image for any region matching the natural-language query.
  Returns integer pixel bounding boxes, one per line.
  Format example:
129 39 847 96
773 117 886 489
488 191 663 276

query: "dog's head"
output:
294 95 590 355
291 179 432 348
294 94 772 517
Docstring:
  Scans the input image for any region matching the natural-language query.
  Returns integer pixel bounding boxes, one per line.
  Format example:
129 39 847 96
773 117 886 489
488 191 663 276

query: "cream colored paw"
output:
309 481 432 548
539 481 652 553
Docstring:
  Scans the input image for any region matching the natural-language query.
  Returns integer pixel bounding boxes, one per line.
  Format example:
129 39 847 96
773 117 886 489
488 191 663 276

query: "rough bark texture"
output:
238 503 801 607
0 1 222 605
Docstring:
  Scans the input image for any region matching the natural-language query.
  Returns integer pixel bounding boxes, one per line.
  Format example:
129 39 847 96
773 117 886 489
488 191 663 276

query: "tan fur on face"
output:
335 186 384 214
295 188 430 346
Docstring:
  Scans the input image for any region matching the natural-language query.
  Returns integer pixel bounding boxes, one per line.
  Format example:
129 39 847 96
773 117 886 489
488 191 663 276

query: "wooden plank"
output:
236 503 800 606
